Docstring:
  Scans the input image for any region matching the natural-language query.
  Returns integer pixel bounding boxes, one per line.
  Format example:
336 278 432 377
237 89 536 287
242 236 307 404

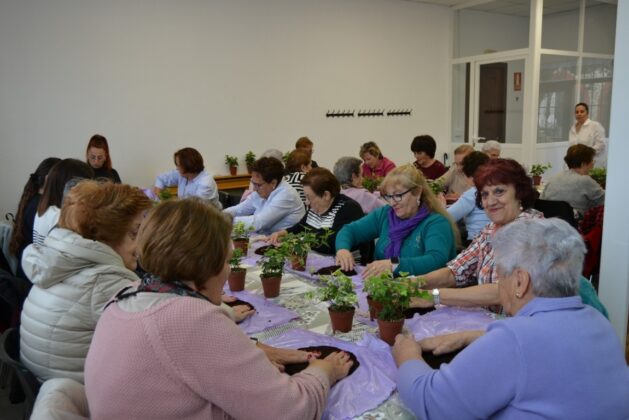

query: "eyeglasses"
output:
382 188 413 203
251 180 266 190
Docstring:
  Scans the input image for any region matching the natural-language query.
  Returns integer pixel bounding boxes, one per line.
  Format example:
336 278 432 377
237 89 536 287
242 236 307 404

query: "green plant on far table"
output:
363 272 429 321
278 228 333 266
225 155 239 167
282 151 290 164
307 270 357 312
530 163 552 177
245 151 256 167
158 189 174 201
589 167 606 188
259 247 288 277
427 179 444 195
362 176 383 193
232 221 254 240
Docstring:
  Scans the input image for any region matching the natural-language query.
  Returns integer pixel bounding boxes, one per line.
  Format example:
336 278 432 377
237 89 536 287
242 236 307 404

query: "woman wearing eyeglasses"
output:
86 134 122 183
335 164 458 278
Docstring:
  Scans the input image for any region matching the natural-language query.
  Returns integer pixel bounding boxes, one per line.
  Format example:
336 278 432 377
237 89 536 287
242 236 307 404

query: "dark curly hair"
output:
473 158 536 209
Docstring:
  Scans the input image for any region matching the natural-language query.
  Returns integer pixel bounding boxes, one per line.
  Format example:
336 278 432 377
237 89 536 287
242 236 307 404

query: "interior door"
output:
478 62 507 142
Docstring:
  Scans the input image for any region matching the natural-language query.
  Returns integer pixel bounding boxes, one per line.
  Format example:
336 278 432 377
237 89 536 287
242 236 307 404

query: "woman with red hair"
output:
86 134 122 183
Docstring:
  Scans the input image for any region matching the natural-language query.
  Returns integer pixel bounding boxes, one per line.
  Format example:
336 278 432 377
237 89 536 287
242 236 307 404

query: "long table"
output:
228 241 498 419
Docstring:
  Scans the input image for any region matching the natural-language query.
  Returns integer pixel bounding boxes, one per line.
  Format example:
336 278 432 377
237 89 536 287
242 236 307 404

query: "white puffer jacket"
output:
20 228 138 383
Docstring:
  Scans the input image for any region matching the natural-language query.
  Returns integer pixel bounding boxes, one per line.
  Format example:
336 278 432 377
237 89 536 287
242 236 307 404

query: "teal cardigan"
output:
335 206 457 276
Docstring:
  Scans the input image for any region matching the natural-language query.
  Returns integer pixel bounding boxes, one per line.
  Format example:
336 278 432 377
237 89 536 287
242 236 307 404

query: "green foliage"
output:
427 179 444 195
245 151 256 166
225 155 239 167
259 247 287 277
589 167 606 188
530 163 552 176
362 176 383 193
158 189 174 201
232 221 254 239
307 270 357 311
278 228 333 266
282 151 290 163
363 272 429 321
229 248 245 271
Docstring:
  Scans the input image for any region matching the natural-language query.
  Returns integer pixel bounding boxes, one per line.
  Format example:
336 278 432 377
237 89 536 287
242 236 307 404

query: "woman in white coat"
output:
568 102 606 167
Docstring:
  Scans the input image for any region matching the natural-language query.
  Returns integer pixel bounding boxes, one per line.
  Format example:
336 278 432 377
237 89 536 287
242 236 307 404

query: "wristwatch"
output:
432 288 441 306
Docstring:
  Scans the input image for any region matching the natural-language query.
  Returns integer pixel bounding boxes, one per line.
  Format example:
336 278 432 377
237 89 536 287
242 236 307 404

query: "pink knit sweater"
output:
84 296 330 419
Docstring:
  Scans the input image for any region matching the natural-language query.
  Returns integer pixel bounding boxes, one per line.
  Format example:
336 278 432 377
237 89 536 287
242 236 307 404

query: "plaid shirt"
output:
448 210 543 287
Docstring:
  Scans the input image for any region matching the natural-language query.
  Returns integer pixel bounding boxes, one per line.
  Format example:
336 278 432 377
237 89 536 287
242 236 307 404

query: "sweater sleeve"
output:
447 190 476 222
335 207 385 252
154 169 180 189
397 323 519 419
158 300 330 420
396 215 455 275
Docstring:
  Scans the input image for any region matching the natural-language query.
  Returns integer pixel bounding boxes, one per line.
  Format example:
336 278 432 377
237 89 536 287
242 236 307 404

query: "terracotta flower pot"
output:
328 308 355 333
233 238 249 255
229 165 238 176
366 295 384 321
290 254 306 271
532 175 542 186
260 274 282 298
228 269 246 292
246 165 253 174
377 318 404 346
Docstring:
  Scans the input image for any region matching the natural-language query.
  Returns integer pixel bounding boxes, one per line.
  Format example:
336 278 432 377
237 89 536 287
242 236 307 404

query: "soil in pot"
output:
223 298 255 312
377 318 404 346
404 305 436 319
328 308 355 333
422 349 461 369
254 244 276 256
290 255 306 271
227 269 246 292
314 265 357 276
284 346 360 377
260 275 281 298
366 296 383 321
233 238 249 255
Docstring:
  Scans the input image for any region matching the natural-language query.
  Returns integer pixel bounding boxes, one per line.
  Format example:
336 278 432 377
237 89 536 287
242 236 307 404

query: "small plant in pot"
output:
259 247 287 298
589 167 606 189
245 151 256 174
530 163 551 186
228 248 247 292
225 155 239 176
362 176 383 193
427 179 445 195
363 272 429 345
279 229 333 271
232 221 254 255
307 270 357 333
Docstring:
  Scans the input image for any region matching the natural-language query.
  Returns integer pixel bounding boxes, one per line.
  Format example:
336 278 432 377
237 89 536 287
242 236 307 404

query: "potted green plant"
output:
279 229 333 271
259 247 287 298
225 155 239 176
362 176 383 193
245 151 256 174
530 163 551 186
228 248 247 292
158 188 174 201
363 272 429 345
308 270 357 333
232 221 254 255
427 179 444 195
282 151 290 164
589 167 606 189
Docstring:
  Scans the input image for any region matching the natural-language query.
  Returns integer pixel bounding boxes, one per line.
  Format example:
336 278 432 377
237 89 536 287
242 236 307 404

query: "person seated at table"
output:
153 147 221 208
541 144 605 217
413 159 607 317
33 159 94 247
434 144 474 200
20 181 153 383
333 156 385 214
266 168 366 258
86 134 122 183
85 199 352 419
296 136 319 168
225 157 305 234
393 218 629 420
481 140 502 159
360 141 396 178
240 148 284 203
283 149 312 205
411 135 447 180
335 164 458 278
9 157 60 279
439 151 491 244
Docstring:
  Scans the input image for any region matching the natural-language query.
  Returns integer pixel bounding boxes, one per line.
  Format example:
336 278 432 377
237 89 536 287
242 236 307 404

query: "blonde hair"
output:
59 180 152 248
380 164 460 247
137 198 232 290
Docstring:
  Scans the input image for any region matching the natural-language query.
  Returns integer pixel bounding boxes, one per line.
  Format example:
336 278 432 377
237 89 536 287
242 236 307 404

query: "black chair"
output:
533 199 577 228
0 328 41 419
218 190 232 208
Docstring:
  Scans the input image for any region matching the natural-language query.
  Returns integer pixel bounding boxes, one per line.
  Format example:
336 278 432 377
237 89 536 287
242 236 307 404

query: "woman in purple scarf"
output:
336 164 458 278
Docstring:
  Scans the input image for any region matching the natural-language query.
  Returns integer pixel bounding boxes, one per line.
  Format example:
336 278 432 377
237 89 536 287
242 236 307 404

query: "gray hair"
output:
261 148 283 161
491 218 586 298
333 157 362 187
481 140 502 153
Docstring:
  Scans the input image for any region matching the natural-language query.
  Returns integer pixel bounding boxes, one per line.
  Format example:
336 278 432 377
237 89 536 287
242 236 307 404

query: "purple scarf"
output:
384 204 430 259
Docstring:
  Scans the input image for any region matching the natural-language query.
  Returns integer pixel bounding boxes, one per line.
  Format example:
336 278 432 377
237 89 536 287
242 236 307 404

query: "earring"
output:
515 292 521 298
417 198 421 206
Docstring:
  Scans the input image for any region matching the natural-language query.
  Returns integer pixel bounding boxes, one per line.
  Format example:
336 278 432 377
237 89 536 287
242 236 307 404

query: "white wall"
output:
0 0 452 218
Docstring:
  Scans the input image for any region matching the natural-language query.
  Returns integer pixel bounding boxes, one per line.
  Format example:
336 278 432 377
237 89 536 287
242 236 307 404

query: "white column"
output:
598 1 629 344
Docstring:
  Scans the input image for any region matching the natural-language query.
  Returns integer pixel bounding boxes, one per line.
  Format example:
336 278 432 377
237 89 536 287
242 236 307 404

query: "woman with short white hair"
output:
393 217 629 419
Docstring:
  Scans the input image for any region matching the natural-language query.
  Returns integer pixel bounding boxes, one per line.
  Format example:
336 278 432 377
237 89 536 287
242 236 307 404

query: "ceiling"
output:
401 0 616 17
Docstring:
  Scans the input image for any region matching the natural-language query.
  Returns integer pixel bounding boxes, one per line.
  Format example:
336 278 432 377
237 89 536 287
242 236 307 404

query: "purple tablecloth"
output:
223 289 300 334
405 306 496 341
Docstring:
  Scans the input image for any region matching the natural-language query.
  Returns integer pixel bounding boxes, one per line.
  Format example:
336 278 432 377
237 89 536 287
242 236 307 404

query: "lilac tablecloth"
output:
223 289 300 334
405 306 496 341
264 329 397 420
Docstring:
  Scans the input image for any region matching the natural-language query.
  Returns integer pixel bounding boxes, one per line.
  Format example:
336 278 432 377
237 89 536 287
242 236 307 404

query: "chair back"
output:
533 199 577 228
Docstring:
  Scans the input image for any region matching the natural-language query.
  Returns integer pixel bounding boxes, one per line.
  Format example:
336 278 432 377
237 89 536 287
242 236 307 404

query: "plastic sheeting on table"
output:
224 289 300 334
264 329 397 420
405 306 496 341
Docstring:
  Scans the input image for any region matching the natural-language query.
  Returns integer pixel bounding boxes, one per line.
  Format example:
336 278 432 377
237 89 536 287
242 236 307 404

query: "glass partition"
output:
584 3 616 54
580 57 613 133
537 55 578 143
542 0 580 51
451 63 469 143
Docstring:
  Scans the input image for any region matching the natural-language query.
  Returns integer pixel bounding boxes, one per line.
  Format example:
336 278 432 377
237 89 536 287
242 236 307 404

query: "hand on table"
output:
418 330 484 355
152 186 162 196
392 334 422 367
310 351 353 384
221 294 237 303
361 259 393 279
410 295 434 309
232 304 255 323
264 230 287 246
335 249 355 272
256 342 320 372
